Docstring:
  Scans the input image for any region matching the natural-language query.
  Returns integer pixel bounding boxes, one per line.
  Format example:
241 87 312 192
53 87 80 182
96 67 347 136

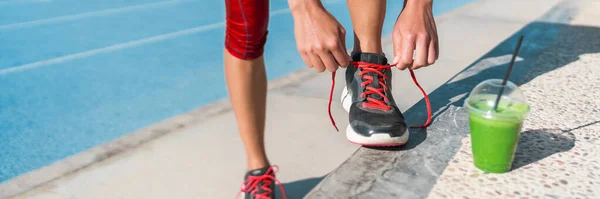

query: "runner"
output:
224 0 438 198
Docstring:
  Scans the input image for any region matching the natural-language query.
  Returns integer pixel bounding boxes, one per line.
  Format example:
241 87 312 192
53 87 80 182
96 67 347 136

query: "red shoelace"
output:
236 165 286 199
328 61 432 132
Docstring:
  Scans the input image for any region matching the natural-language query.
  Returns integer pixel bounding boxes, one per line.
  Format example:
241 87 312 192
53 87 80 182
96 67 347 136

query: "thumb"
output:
391 37 402 66
339 27 351 67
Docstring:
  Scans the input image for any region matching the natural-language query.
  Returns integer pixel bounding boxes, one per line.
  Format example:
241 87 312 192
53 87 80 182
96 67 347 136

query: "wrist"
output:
288 0 322 14
405 0 433 9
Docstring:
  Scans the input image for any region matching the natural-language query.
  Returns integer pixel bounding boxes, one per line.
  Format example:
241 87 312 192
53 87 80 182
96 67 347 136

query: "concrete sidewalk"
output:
306 0 600 198
2 0 596 198
427 2 600 198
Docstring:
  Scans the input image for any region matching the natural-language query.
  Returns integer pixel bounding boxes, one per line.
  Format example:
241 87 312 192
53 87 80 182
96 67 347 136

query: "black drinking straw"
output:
493 35 524 112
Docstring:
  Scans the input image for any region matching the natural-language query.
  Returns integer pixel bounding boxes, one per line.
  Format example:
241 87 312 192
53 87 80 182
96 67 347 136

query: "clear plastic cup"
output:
464 79 530 173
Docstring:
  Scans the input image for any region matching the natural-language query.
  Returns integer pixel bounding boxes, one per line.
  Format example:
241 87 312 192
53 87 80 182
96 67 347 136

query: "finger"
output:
391 32 402 66
319 50 339 73
331 44 350 68
399 35 416 70
412 36 429 70
308 52 326 73
435 39 440 60
337 28 350 68
300 51 313 68
427 40 437 65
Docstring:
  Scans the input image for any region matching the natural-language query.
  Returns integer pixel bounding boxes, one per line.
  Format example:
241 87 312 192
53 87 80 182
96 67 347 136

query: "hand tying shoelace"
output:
328 61 432 132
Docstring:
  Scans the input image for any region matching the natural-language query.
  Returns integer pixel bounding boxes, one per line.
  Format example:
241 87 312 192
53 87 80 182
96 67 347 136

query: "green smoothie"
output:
466 94 529 173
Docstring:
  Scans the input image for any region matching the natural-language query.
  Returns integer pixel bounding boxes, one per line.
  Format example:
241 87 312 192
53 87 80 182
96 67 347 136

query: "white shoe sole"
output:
340 86 409 146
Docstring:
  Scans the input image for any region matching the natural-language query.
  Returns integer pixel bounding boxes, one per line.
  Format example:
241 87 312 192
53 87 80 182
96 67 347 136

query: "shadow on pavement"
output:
562 120 600 133
511 129 576 170
277 176 325 199
512 120 598 170
404 22 600 146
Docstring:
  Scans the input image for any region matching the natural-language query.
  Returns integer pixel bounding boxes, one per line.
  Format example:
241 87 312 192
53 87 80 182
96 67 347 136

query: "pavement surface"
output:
2 0 599 198
307 0 600 198
427 1 600 198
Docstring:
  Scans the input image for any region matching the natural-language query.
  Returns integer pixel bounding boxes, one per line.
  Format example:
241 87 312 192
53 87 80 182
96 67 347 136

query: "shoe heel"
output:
340 86 352 113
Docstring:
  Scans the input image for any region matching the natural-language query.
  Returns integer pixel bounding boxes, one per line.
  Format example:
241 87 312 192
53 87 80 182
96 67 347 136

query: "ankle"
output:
352 48 384 55
352 41 383 54
247 158 270 170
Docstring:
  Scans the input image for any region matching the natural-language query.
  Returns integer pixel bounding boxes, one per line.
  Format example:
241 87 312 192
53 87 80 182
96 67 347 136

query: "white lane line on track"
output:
0 0 192 30
0 0 48 7
0 7 291 76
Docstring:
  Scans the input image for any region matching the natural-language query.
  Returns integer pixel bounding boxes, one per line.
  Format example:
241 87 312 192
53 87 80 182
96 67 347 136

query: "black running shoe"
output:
326 53 433 146
340 52 409 146
237 165 286 199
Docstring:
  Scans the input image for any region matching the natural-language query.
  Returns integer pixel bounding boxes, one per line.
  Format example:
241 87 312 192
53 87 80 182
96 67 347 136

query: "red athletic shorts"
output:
225 0 269 60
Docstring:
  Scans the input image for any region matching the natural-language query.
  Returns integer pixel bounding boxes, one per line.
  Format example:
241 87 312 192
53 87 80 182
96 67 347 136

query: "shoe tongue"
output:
351 52 388 65
247 166 271 176
352 52 388 101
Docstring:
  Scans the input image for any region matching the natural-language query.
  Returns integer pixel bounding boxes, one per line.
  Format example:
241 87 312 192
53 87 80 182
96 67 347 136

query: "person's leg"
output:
225 0 270 172
224 0 285 198
224 53 269 170
341 0 410 146
347 0 386 54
